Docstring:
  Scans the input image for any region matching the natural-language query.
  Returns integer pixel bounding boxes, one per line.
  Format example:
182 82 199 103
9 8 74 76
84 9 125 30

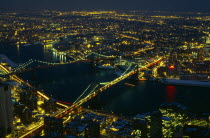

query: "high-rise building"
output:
20 108 32 125
14 103 25 117
44 98 57 113
0 83 13 137
28 96 37 110
44 117 63 137
19 91 29 104
19 86 38 111
146 111 163 138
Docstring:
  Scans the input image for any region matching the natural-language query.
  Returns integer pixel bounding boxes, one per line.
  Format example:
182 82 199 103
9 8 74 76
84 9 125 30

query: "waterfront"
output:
1 44 210 115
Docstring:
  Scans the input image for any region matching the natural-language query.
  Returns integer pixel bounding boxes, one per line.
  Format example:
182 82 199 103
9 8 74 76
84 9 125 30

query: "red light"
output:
166 85 176 102
169 65 175 69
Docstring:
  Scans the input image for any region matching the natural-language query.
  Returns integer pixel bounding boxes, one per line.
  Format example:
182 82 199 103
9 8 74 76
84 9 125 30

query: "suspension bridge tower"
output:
89 53 99 69
131 64 140 81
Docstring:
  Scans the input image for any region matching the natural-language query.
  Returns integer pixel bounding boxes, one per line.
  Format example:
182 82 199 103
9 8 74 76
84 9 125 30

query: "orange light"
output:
169 65 175 69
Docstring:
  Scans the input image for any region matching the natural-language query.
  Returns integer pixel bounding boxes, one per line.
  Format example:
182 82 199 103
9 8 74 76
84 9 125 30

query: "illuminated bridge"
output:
0 47 157 138
0 47 153 77
17 57 164 138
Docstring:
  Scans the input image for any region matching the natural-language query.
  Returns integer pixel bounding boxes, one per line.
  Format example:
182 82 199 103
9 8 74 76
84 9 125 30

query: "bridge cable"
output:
120 63 133 76
73 84 92 104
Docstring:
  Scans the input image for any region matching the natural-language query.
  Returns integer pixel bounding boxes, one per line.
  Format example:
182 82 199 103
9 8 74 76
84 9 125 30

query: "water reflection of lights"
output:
166 85 176 102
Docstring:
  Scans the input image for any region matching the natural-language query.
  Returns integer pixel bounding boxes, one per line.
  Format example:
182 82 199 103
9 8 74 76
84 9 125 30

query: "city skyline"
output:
1 0 210 12
0 9 210 137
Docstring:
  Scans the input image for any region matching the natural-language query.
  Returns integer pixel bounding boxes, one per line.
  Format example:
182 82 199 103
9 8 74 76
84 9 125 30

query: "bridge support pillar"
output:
131 64 139 81
89 54 98 69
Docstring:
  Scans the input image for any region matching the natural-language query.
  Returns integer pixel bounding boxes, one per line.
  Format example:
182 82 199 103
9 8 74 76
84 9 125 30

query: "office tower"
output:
44 117 63 137
28 96 37 110
146 111 163 138
14 103 25 117
19 91 29 104
20 86 37 99
0 83 13 137
19 86 38 110
21 108 32 125
160 103 187 137
44 98 57 113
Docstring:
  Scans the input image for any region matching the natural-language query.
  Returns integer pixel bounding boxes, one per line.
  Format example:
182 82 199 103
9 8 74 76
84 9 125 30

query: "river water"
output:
1 44 210 115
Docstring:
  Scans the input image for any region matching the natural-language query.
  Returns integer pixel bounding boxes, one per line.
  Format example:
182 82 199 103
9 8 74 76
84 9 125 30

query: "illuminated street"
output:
0 8 210 137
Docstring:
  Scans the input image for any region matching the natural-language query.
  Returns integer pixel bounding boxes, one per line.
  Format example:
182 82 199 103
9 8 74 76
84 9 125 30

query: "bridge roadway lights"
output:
15 57 165 137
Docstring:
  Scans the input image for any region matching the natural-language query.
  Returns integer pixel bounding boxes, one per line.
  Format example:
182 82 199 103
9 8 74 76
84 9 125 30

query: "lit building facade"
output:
0 83 13 137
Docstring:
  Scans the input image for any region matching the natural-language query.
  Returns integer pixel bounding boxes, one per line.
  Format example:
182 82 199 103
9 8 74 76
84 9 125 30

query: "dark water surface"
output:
1 44 210 115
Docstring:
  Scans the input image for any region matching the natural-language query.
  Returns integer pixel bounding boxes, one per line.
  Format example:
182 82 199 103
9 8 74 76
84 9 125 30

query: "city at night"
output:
0 0 210 138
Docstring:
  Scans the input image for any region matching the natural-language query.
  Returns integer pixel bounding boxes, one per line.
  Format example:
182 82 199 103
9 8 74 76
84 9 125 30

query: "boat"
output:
160 78 210 87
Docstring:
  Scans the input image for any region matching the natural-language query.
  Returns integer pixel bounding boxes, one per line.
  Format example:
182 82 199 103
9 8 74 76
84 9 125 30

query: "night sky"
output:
1 0 210 11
